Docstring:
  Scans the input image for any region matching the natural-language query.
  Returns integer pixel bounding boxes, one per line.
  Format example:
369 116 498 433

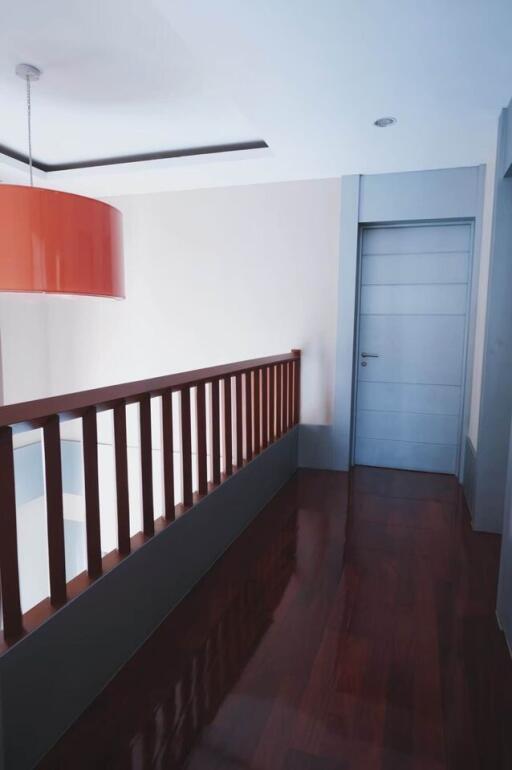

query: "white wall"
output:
31 178 340 426
0 294 49 405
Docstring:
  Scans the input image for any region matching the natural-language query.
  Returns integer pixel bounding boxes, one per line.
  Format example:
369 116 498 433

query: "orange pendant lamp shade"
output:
0 185 124 298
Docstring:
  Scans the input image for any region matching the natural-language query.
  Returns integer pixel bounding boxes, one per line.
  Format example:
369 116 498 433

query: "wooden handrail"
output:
0 352 299 432
0 350 301 648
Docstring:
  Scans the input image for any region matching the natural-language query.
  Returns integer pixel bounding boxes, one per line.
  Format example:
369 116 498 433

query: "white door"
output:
353 223 472 474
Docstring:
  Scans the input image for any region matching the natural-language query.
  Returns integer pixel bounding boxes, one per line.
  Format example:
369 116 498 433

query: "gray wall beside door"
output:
472 102 512 534
299 165 486 482
490 97 512 653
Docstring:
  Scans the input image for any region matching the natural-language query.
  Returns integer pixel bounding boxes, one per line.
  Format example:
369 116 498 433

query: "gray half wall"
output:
298 424 336 470
0 428 298 770
472 104 512 533
497 418 512 650
463 436 477 518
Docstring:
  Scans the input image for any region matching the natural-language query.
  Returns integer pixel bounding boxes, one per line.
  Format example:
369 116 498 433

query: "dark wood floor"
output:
39 467 512 769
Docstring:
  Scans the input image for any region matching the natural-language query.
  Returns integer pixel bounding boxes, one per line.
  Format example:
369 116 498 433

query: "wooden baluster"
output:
290 360 295 425
254 369 261 455
211 380 221 485
162 391 175 520
294 360 299 424
181 388 193 506
245 371 253 461
0 426 23 640
235 374 243 468
288 361 293 428
292 349 301 424
283 361 289 432
139 394 154 537
43 415 67 605
261 367 268 449
276 365 282 439
224 377 233 476
288 361 294 428
281 363 287 433
196 383 208 495
114 402 131 553
269 365 275 442
82 408 102 578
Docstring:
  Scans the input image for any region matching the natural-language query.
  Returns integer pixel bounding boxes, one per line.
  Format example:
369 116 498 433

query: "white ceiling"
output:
1 0 511 195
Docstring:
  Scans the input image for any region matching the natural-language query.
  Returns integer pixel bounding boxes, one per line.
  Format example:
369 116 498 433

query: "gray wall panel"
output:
356 410 459 445
357 381 461 416
493 99 512 650
359 167 480 224
354 437 457 474
358 314 466 386
473 106 512 532
360 283 468 315
497 421 512 648
297 424 334 469
463 436 477 518
361 251 470 285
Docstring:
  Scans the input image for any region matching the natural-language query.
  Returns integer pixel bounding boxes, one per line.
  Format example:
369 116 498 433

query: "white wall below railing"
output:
8 435 189 621
8 393 260 622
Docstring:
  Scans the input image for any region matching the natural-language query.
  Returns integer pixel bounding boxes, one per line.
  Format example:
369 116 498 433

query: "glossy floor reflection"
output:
39 468 512 769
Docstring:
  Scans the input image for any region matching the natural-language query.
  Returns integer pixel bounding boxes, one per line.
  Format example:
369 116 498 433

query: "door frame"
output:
349 218 477 479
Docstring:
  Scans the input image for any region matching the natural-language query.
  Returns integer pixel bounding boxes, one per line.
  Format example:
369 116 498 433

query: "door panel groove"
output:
355 436 458 448
362 281 469 287
359 379 462 388
360 312 466 317
362 249 470 256
358 408 460 417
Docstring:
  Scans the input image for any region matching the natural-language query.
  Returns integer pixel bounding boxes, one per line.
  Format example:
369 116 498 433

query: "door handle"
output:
361 353 379 358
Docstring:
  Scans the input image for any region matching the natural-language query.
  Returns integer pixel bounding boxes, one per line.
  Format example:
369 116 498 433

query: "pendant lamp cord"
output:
25 75 34 187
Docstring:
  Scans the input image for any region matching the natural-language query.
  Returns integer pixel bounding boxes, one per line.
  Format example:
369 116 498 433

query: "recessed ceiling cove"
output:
3 1 512 196
0 0 266 170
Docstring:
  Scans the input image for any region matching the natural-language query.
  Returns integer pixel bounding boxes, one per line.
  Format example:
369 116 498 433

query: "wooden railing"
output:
0 350 301 647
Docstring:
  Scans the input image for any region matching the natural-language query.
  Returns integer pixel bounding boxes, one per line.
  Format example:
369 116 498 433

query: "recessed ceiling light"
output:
374 116 397 128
